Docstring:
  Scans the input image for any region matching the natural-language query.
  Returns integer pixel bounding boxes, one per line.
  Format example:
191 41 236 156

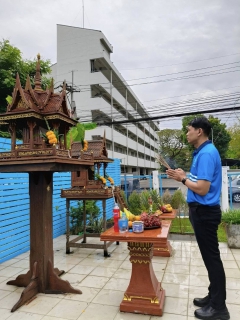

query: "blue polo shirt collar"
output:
193 140 212 156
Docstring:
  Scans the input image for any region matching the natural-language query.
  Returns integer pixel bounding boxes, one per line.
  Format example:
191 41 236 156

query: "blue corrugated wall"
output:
0 138 121 263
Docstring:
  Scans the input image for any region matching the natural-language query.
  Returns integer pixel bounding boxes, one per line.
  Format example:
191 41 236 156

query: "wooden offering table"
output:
100 220 171 316
153 210 177 257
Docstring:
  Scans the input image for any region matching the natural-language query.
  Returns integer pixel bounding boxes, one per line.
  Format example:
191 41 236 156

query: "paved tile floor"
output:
0 236 240 319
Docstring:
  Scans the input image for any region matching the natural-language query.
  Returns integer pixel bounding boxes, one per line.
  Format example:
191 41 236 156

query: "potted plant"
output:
221 209 240 248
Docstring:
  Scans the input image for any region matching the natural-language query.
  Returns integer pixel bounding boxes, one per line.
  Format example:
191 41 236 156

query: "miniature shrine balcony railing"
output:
0 145 100 160
0 148 70 159
61 186 116 199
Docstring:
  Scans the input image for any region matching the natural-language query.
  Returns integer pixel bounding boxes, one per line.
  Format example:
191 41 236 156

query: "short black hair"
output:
188 117 212 136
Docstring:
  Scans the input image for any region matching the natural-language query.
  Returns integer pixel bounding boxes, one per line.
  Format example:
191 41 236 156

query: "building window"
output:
90 60 99 73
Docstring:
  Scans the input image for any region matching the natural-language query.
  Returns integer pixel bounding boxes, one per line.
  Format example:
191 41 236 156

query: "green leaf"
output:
82 122 97 130
6 95 12 104
66 127 79 149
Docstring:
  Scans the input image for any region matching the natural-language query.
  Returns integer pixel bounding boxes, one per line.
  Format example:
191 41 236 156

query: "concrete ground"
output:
0 235 240 320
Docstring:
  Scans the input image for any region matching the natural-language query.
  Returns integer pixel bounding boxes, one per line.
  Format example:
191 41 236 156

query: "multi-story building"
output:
50 24 159 174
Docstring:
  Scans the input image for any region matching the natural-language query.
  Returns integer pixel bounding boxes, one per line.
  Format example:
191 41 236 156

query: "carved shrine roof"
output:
0 54 76 126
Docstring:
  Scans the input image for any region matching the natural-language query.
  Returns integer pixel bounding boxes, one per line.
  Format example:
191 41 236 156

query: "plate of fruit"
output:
140 212 162 229
160 204 173 213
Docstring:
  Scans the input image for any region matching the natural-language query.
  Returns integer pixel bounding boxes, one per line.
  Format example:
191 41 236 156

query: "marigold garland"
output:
82 140 88 151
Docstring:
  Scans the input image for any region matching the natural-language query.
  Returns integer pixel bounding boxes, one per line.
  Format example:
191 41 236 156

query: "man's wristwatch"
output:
181 177 188 185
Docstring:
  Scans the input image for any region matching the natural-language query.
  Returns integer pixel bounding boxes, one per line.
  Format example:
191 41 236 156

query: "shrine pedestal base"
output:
153 220 173 257
153 240 172 257
120 242 165 316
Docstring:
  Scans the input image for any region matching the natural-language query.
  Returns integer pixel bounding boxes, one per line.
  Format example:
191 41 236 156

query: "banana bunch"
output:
46 130 57 145
123 208 136 222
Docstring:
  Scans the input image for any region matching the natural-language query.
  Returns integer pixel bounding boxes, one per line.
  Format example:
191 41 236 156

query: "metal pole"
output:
126 89 128 172
110 69 114 157
144 125 146 171
149 121 151 169
82 0 84 28
71 70 74 111
136 102 139 171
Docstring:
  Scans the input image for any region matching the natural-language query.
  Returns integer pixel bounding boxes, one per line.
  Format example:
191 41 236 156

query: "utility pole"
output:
71 70 74 108
65 70 80 119
82 0 84 28
110 69 114 157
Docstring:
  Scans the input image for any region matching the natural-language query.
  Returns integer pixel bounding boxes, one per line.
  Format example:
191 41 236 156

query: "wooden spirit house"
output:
61 132 119 199
61 133 124 256
0 54 84 163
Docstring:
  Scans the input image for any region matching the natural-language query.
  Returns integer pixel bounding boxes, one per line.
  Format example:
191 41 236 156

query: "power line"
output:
97 101 240 126
71 62 240 89
120 52 240 71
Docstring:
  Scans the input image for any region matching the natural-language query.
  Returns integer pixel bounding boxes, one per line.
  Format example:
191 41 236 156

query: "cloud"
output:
0 0 239 128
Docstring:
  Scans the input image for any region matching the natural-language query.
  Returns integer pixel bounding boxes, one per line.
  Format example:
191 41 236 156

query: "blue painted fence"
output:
0 138 121 263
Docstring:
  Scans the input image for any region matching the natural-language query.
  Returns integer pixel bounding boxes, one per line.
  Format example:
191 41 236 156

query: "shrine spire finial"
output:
34 53 42 91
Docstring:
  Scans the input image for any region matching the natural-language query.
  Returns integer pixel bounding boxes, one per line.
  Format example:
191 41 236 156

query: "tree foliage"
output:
226 121 240 159
182 114 231 160
0 39 51 113
157 129 191 171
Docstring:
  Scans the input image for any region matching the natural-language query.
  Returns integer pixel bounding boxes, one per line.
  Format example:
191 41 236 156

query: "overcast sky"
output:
1 0 240 129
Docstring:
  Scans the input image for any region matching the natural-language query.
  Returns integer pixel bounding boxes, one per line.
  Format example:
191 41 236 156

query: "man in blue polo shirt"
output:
167 117 229 320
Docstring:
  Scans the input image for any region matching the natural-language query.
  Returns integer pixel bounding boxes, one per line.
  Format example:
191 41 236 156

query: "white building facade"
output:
51 24 159 174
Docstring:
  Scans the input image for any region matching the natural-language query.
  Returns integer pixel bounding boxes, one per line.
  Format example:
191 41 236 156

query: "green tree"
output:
226 121 240 159
182 114 231 160
157 129 191 171
0 39 51 113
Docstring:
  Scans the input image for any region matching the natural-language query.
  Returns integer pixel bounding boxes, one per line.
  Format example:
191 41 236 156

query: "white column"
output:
221 166 229 212
152 170 159 194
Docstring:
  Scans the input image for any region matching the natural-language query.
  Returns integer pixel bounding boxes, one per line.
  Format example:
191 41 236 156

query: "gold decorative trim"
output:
86 190 106 194
0 152 13 158
129 252 150 257
128 243 152 252
17 99 29 109
45 115 76 125
123 294 159 304
56 150 68 157
0 113 42 121
18 150 53 157
130 259 150 264
155 247 170 252
129 242 152 248
62 190 84 194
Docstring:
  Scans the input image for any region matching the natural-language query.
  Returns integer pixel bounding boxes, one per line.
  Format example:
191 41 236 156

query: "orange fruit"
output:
135 215 141 221
128 221 133 228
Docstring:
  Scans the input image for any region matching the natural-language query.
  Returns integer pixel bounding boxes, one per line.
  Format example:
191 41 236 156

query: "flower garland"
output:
95 173 114 185
43 118 58 145
82 140 88 151
46 130 57 144
107 177 114 185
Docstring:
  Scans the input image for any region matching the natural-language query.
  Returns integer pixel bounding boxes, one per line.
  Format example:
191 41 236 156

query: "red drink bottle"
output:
113 203 120 232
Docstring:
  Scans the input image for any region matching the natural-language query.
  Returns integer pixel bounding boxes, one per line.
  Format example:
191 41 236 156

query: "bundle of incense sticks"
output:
156 154 171 169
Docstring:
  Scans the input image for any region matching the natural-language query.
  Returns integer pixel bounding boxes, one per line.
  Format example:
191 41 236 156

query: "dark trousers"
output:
189 204 226 310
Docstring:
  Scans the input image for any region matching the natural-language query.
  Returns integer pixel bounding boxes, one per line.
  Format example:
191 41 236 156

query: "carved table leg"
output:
120 242 165 316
